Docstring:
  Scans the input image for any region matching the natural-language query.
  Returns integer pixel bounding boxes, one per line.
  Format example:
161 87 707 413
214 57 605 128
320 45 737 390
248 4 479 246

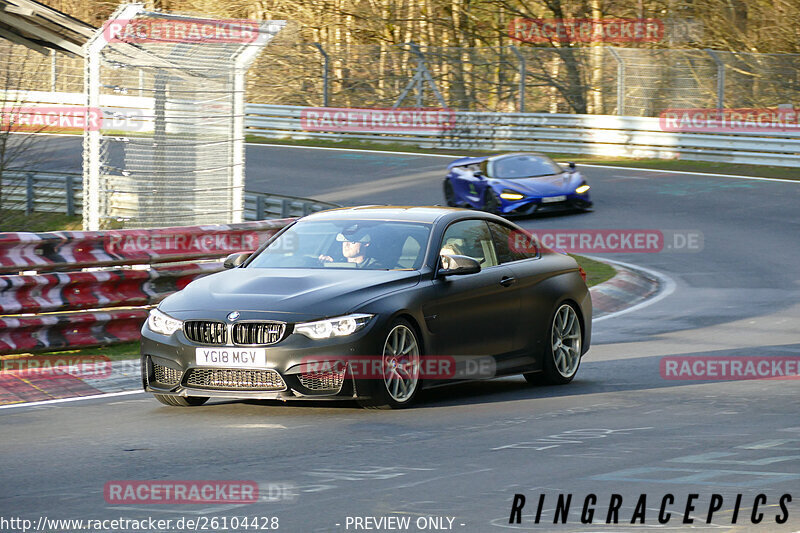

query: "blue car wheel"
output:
483 189 501 214
444 180 457 207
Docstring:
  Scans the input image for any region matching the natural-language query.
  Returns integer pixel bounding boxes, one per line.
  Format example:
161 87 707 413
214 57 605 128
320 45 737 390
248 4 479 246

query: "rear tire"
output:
357 319 422 409
153 394 209 407
524 303 582 385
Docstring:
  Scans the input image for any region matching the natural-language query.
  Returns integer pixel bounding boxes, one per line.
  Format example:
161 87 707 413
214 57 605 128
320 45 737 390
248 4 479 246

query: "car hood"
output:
447 155 488 170
494 172 583 196
159 267 421 322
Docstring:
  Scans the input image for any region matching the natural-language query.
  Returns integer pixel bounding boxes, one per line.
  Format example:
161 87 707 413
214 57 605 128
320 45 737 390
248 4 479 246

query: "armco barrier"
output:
5 92 799 167
245 104 800 167
1 170 338 220
0 219 295 355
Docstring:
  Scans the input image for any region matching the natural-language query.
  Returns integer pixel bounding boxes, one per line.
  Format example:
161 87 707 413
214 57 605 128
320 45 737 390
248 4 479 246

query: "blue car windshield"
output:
247 220 432 270
490 155 562 179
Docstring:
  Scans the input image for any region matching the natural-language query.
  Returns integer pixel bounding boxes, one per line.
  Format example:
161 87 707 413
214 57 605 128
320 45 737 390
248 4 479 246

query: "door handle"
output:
500 276 516 287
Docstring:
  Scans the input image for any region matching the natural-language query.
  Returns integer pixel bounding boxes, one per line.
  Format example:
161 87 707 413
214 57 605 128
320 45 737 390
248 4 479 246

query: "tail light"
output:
578 266 587 282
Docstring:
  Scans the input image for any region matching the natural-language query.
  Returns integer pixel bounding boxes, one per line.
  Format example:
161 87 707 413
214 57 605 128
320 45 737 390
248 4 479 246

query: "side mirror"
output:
223 252 251 269
439 254 481 276
567 161 576 171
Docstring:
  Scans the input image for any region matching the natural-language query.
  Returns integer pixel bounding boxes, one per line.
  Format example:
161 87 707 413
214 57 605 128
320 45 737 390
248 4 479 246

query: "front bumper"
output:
501 193 592 216
141 319 384 401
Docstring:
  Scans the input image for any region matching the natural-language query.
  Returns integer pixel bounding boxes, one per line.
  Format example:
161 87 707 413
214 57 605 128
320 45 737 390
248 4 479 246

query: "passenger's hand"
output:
318 254 333 263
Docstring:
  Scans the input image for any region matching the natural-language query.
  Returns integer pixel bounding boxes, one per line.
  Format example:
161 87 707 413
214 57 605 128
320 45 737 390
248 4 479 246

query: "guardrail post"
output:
281 199 291 218
65 175 75 216
510 46 526 113
50 50 57 92
303 203 312 216
256 195 266 220
25 173 34 215
312 43 330 107
608 48 625 116
705 49 725 111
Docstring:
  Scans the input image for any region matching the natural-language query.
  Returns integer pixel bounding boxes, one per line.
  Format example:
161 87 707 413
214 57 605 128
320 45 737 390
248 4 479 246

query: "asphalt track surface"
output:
2 137 799 532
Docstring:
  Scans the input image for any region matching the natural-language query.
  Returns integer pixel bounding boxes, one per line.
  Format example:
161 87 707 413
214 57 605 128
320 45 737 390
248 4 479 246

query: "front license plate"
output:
542 195 567 203
195 348 267 368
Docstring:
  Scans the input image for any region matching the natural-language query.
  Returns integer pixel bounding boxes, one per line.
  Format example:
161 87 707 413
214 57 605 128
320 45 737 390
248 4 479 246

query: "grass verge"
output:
574 254 616 288
0 211 82 232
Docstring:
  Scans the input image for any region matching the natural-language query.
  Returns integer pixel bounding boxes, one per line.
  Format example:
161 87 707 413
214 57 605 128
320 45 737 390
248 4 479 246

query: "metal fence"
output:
81 6 286 230
0 171 339 222
4 41 799 116
249 44 800 115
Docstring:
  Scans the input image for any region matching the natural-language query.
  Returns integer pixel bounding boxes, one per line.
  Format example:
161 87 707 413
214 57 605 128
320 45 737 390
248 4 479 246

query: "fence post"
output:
50 49 57 92
65 175 75 216
256 195 266 220
25 173 34 215
312 43 329 107
510 46 526 113
705 49 725 110
608 48 625 116
280 199 291 218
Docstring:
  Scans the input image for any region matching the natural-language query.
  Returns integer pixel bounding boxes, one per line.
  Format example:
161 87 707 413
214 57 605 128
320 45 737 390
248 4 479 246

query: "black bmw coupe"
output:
140 206 592 408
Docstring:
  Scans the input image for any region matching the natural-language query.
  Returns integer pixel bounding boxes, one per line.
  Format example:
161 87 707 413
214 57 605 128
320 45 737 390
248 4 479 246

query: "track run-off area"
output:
2 136 799 532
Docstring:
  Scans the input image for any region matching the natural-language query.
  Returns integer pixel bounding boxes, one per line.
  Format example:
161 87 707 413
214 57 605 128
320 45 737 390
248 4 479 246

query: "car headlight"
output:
575 184 590 194
147 308 183 336
294 314 373 340
499 189 525 200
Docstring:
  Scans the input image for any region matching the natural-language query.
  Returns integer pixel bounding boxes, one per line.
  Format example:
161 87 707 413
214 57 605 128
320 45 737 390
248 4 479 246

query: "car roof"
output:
300 205 478 224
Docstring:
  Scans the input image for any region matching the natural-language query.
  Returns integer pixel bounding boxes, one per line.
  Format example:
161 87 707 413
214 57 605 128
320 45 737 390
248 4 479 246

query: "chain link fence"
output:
3 41 798 117
250 44 800 115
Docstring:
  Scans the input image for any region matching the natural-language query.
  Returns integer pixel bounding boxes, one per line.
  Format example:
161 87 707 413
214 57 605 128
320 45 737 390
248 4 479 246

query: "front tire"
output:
524 303 582 385
483 189 501 214
358 319 421 409
444 180 457 207
153 394 209 407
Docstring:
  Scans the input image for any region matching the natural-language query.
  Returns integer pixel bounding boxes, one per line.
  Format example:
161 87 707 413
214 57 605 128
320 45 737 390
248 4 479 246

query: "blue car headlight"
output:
499 189 525 201
575 184 590 194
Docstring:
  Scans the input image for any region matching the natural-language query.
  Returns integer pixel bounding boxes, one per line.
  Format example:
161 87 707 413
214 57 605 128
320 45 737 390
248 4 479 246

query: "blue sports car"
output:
443 152 592 216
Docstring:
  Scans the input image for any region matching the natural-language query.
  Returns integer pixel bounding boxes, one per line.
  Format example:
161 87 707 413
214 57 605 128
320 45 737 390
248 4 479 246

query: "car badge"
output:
227 311 240 321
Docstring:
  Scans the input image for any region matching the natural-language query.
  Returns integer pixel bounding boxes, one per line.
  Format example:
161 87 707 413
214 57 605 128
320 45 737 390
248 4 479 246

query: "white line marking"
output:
589 257 677 322
0 390 144 410
576 163 800 184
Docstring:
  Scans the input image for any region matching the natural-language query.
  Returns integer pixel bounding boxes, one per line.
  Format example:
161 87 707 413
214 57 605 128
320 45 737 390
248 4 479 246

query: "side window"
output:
440 219 498 267
488 222 538 264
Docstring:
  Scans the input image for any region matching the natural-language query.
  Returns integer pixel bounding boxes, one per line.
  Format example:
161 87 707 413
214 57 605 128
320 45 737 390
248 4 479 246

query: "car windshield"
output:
490 154 562 179
247 219 432 270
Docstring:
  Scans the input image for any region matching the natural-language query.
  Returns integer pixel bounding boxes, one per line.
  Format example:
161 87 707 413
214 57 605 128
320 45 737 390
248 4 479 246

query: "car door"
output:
422 219 520 360
486 221 552 373
450 165 486 209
